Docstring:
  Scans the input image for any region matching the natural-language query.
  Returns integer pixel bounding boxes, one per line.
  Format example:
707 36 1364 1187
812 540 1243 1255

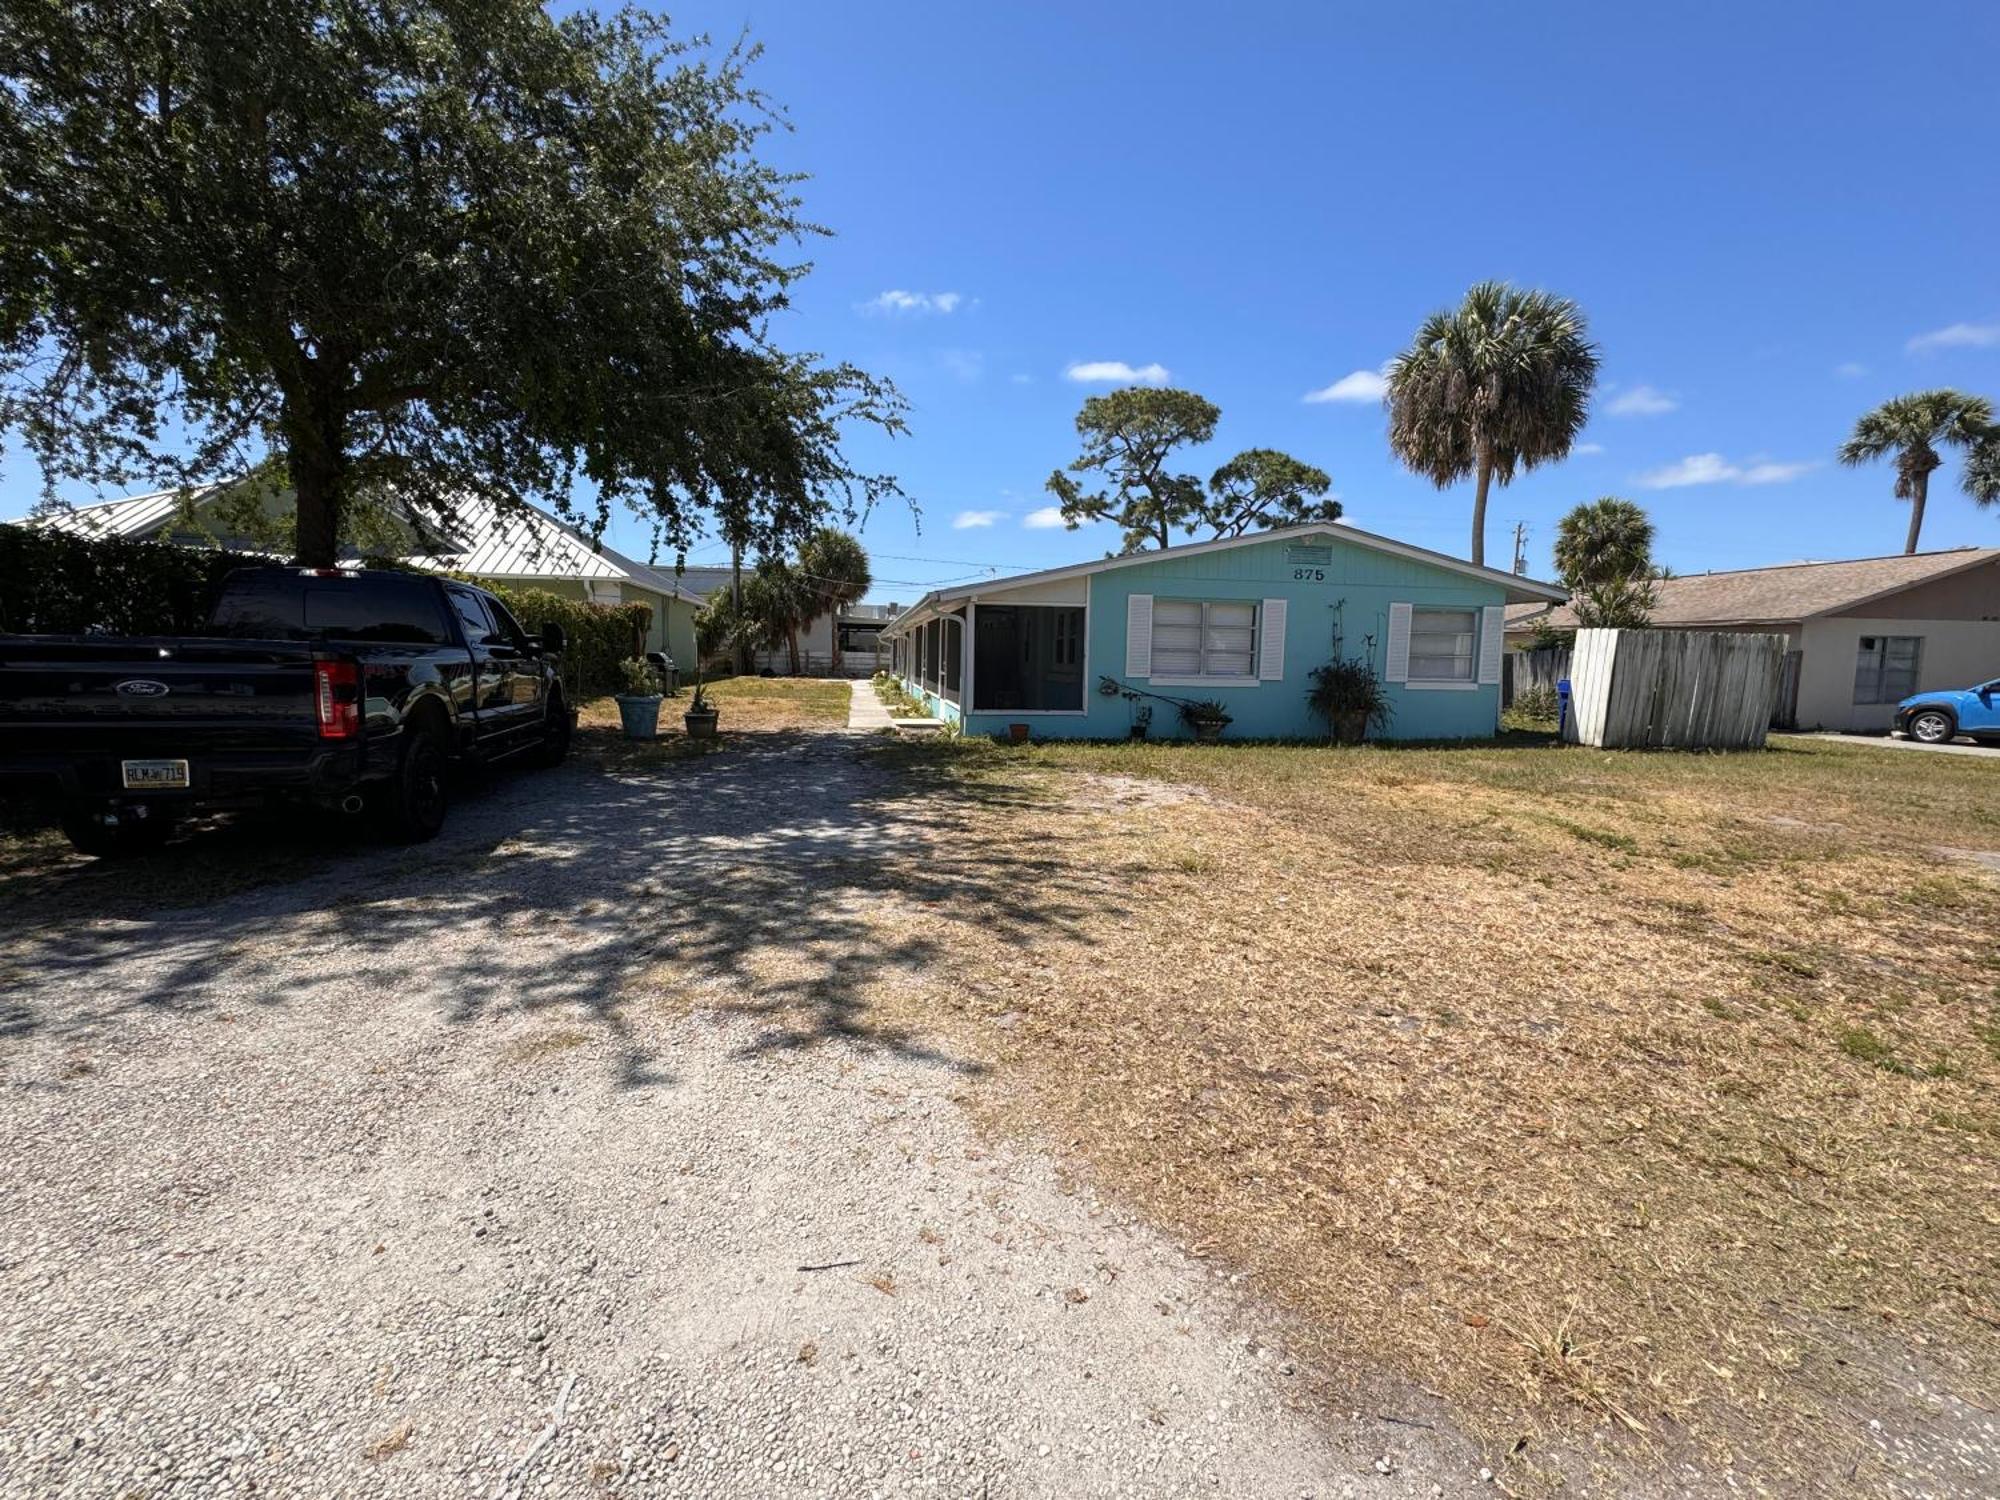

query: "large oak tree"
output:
0 0 904 566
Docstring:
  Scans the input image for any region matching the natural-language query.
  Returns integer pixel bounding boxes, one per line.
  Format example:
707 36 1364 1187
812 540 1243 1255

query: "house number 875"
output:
1292 567 1325 581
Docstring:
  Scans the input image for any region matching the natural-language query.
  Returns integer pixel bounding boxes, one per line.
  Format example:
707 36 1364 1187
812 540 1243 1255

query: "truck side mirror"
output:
542 622 567 654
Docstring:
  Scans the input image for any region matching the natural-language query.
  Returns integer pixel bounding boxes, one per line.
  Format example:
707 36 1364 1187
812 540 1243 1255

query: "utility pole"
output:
1510 521 1529 576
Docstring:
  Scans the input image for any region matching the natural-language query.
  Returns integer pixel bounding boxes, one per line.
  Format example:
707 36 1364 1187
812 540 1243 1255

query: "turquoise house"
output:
879 523 1566 741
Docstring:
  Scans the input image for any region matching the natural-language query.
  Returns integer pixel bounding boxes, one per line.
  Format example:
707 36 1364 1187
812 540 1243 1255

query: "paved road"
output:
0 734 1475 1498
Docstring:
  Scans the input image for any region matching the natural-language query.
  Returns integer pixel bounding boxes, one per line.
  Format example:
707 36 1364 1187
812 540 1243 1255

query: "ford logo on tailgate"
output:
114 679 171 697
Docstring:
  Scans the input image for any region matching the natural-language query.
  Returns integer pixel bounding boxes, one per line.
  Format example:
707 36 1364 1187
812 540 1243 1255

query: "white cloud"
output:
1906 320 2000 355
1023 506 1068 529
862 289 964 316
1738 460 1816 485
1606 384 1679 417
1636 452 1815 489
1063 360 1170 385
1573 442 1605 456
952 509 1004 529
1833 361 1867 379
937 348 983 382
1008 372 1033 385
1303 368 1388 404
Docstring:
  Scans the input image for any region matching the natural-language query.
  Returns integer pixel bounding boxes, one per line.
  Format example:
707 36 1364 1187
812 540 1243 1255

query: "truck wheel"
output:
532 693 572 769
60 808 176 859
1906 709 1955 744
379 724 449 841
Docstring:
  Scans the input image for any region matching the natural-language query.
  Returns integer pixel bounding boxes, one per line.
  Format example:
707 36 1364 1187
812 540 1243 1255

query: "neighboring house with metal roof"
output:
879 521 1565 741
1504 547 2000 732
35 484 702 670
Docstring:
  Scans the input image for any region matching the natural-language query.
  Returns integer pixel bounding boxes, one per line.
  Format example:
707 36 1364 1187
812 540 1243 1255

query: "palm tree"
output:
1553 497 1654 590
1386 281 1600 566
1837 390 1994 554
796 527 871 673
1961 429 2000 512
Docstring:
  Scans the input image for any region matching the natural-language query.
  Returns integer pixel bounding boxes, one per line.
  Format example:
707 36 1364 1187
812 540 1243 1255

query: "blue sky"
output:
8 1 1998 603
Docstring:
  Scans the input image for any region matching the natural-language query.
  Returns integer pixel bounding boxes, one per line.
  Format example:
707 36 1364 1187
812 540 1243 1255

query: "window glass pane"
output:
446 587 495 644
1151 599 1203 675
483 595 529 648
1409 608 1476 680
300 579 450 644
1855 635 1922 703
1152 598 1258 677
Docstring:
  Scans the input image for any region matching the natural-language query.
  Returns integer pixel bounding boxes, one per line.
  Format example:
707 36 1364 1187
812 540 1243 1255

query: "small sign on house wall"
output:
1283 543 1332 581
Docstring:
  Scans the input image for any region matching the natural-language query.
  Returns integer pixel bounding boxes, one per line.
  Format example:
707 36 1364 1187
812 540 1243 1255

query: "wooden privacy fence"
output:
1563 628 1786 749
1502 646 1571 708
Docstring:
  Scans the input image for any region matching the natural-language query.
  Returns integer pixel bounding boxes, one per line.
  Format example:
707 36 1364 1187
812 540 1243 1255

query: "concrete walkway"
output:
846 676 895 732
1807 732 2000 759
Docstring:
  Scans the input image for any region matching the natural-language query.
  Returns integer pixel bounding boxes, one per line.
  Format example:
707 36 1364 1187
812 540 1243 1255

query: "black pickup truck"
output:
0 567 573 855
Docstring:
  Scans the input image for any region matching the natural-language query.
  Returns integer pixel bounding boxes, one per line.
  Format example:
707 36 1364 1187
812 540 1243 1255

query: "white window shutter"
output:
1258 598 1287 680
1478 605 1506 685
1385 602 1412 683
1125 593 1153 677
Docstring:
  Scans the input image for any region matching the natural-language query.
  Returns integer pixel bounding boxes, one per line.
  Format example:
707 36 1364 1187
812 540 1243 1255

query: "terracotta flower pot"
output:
1008 723 1031 744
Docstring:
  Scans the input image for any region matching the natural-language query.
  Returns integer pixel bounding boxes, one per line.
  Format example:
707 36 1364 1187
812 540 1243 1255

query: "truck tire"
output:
60 807 176 859
532 692 572 769
378 723 449 841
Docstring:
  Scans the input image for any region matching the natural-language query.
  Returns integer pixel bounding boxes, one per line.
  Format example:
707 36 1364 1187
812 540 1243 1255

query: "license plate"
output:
121 758 190 790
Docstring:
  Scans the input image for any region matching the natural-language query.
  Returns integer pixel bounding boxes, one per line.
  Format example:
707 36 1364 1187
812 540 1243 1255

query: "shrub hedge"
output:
0 522 651 704
472 582 651 704
0 522 246 634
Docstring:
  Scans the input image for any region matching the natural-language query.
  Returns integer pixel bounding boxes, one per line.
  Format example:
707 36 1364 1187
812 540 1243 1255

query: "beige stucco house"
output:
1506 547 2000 732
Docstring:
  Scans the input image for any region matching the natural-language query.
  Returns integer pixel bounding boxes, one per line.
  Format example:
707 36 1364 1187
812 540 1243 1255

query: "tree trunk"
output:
786 625 801 676
284 393 346 568
1904 472 1928 554
1469 452 1493 567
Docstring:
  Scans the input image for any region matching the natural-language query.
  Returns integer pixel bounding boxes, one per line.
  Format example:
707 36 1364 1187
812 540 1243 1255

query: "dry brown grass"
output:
843 732 2000 1488
574 674 852 768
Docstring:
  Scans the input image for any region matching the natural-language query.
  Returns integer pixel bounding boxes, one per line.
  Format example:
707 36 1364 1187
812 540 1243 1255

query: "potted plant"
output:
1007 722 1031 744
683 674 719 739
614 657 663 740
1178 698 1232 743
1129 703 1153 741
1306 658 1391 746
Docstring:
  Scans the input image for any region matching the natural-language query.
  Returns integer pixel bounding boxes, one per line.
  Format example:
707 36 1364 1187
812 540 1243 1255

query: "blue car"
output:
1895 678 2000 746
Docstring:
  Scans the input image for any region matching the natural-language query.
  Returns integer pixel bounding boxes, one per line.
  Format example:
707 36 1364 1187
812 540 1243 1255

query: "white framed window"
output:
1151 598 1257 680
1408 607 1477 682
1854 634 1922 705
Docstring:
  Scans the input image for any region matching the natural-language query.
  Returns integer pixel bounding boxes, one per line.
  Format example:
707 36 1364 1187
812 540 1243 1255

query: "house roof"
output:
1503 546 2000 633
401 492 697 602
38 485 229 541
881 521 1567 636
34 484 697 604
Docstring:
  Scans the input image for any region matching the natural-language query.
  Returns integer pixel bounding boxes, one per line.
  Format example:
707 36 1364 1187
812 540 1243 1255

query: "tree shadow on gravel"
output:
0 728 1114 1090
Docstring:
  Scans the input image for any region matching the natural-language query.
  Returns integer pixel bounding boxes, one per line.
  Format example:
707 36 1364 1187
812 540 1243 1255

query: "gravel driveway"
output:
0 731 1478 1498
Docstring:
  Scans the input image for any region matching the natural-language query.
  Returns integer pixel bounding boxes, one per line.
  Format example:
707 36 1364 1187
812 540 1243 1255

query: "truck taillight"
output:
314 660 360 740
